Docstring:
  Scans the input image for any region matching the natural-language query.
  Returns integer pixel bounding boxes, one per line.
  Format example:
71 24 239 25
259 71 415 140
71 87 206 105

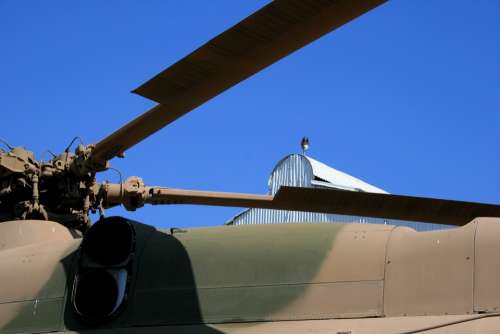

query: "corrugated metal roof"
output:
266 154 387 195
305 156 388 194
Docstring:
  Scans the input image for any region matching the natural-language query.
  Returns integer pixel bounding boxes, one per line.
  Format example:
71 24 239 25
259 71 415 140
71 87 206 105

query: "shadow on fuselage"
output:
1 219 223 334
63 220 224 333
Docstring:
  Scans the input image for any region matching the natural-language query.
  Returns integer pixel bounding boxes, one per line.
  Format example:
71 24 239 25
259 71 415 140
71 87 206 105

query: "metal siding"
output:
268 154 312 195
230 155 453 231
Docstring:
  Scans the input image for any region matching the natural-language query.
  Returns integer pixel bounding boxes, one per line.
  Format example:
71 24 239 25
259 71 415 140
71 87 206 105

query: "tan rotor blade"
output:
273 186 500 226
133 186 500 226
90 0 387 163
145 187 274 208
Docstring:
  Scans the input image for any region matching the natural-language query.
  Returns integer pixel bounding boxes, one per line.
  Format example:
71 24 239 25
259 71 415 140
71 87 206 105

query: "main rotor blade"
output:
273 187 500 226
141 186 500 226
91 0 387 162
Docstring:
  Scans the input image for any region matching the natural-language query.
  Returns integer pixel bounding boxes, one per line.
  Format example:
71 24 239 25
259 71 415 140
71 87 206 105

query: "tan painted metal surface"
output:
313 223 392 282
0 221 80 303
49 315 500 334
474 218 500 312
0 220 81 333
384 223 475 316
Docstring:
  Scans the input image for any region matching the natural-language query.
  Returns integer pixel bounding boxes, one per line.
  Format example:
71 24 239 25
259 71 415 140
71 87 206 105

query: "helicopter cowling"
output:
0 220 81 332
71 216 135 324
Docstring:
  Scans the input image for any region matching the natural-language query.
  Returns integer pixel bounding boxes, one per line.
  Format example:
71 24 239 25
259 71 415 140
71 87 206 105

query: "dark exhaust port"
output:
72 216 135 324
81 216 135 266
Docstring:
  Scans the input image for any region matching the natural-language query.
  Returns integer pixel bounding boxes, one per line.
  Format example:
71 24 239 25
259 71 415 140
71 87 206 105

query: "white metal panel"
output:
306 156 388 194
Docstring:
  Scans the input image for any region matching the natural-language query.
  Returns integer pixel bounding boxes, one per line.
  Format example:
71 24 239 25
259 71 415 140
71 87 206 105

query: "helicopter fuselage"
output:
1 218 500 333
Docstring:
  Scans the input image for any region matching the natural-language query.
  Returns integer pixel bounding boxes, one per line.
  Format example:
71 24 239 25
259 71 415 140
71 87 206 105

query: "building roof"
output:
305 156 388 194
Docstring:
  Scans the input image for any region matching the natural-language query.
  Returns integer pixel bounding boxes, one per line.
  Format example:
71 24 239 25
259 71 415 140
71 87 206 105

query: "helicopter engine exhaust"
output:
72 216 135 323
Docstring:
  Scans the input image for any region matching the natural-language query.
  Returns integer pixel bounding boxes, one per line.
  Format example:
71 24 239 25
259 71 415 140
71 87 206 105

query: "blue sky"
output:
1 1 499 228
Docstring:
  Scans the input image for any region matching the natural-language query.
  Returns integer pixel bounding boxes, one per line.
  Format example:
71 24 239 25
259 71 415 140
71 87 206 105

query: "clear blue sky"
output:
1 1 499 229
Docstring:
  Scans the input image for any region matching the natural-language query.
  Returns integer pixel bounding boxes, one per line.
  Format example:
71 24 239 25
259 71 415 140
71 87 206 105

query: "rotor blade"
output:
90 0 387 163
145 187 274 208
273 187 500 226
139 186 500 226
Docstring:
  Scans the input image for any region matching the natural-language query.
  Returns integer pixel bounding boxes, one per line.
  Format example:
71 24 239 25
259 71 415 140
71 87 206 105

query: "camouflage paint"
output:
4 219 500 334
0 220 387 332
132 223 343 324
0 220 80 334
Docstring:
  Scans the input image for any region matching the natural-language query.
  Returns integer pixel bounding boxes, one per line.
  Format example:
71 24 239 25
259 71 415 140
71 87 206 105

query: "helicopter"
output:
1 0 500 333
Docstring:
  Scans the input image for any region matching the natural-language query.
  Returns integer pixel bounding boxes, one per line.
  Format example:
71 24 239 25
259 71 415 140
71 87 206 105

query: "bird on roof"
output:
301 136 310 155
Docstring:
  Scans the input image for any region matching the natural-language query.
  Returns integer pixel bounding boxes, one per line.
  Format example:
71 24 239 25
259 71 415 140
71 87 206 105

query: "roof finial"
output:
301 136 309 156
